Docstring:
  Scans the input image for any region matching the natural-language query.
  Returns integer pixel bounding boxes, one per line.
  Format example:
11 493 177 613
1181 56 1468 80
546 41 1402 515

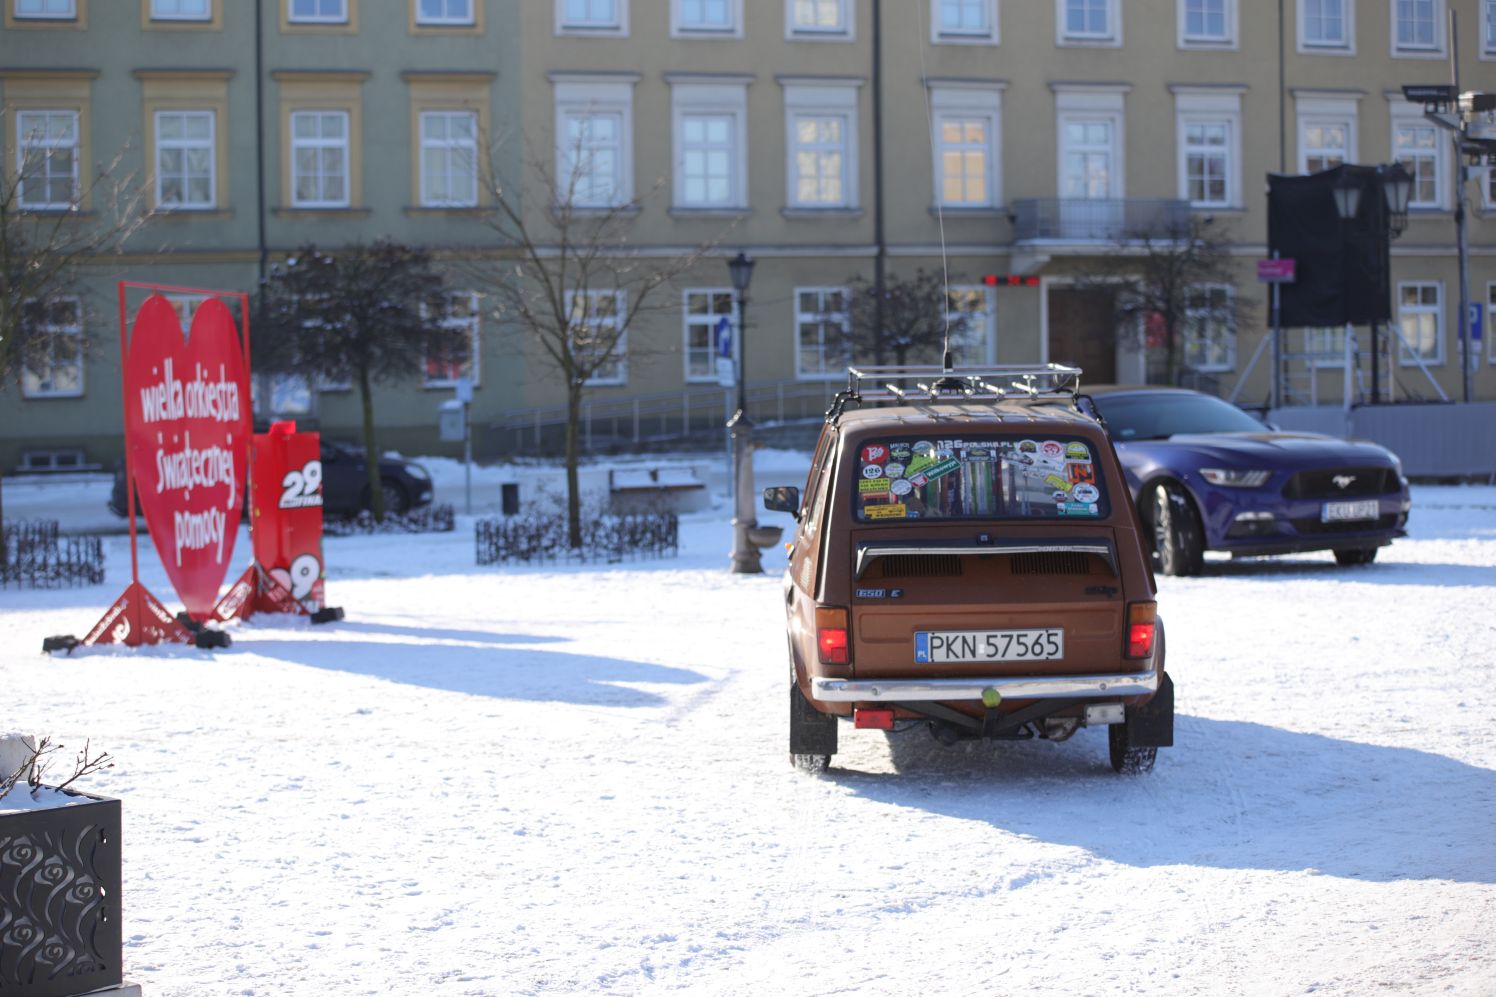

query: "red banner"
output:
252 424 325 611
123 294 251 620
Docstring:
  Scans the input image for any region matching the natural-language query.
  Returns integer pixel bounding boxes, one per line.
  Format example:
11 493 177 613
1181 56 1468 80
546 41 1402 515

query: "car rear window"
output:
852 436 1109 523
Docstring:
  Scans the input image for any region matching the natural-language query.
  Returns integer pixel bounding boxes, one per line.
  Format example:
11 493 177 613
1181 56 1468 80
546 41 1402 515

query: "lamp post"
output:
1331 163 1412 405
727 251 760 574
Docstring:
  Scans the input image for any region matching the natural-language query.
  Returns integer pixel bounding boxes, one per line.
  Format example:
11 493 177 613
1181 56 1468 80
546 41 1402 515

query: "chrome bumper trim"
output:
810 671 1158 703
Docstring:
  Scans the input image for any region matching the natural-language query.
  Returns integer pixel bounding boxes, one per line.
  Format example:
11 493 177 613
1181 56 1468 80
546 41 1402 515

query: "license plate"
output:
1322 499 1380 522
915 629 1064 664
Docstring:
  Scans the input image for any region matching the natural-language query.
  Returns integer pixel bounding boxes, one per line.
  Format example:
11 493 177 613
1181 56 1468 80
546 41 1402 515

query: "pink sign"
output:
123 294 251 620
1257 258 1296 283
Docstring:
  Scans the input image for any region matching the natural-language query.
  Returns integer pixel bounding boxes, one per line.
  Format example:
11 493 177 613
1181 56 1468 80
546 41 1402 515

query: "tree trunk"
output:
1165 323 1179 386
358 364 384 522
564 386 582 550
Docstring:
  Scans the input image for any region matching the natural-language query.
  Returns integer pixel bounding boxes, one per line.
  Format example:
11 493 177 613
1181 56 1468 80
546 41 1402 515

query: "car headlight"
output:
1199 468 1271 488
406 463 431 481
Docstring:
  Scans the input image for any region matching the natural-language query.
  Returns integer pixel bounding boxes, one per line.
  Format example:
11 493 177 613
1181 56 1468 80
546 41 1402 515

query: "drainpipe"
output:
872 0 886 346
1277 0 1286 174
255 0 268 286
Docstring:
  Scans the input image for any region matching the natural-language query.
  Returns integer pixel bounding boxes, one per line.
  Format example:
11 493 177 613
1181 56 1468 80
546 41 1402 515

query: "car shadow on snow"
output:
239 637 707 708
323 619 570 646
1197 556 1496 588
829 715 1496 885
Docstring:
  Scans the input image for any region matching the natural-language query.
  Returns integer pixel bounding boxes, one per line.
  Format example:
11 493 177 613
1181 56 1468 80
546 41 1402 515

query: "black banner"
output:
1267 166 1390 327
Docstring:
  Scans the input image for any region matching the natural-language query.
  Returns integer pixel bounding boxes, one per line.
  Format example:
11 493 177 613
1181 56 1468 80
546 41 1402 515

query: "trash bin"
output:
501 482 520 516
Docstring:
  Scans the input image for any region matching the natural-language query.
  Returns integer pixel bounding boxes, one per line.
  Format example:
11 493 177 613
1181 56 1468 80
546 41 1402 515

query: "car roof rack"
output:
826 363 1083 422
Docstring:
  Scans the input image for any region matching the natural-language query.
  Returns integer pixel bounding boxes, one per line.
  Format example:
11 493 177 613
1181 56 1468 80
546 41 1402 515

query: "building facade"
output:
2 0 1495 471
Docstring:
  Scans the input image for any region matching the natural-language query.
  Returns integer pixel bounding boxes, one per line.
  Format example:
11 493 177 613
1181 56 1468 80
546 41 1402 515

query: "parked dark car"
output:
1084 386 1409 575
109 439 434 519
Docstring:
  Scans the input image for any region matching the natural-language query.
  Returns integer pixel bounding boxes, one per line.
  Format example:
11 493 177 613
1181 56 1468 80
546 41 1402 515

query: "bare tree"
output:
471 142 721 549
257 241 457 521
842 269 976 367
1083 216 1249 387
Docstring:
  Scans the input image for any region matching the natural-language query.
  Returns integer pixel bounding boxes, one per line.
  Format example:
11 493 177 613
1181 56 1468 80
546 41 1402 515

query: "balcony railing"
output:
1011 198 1192 244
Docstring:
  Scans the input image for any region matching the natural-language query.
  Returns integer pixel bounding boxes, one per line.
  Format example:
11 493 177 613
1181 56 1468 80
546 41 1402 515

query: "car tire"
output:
364 481 410 516
1334 547 1378 566
1108 723 1157 774
789 681 836 774
1152 483 1205 577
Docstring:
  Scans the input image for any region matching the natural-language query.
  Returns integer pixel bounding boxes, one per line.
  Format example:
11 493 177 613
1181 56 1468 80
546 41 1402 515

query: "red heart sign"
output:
124 294 250 620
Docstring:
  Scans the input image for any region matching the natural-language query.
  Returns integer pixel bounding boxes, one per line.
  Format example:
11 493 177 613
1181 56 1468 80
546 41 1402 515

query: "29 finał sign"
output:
124 294 251 619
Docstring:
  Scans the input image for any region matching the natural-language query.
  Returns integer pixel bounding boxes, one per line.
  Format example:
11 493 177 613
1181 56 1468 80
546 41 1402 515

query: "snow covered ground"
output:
2 465 1494 996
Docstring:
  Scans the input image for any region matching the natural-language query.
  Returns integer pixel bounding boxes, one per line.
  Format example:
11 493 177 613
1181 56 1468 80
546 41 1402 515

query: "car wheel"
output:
1334 547 1378 566
791 752 831 774
789 681 837 773
365 481 410 516
1109 723 1157 774
1151 483 1205 577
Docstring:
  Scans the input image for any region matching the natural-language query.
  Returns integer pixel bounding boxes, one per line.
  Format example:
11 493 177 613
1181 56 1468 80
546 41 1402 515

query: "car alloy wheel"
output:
1152 483 1204 577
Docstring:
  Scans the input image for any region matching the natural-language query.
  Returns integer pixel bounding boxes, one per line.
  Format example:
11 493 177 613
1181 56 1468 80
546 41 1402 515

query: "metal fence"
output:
1 520 105 589
1010 198 1192 243
322 504 456 536
1269 402 1496 479
474 512 679 566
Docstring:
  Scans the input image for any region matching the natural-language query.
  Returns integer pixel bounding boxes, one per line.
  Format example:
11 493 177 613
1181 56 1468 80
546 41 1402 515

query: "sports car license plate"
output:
915 629 1064 664
1321 499 1380 523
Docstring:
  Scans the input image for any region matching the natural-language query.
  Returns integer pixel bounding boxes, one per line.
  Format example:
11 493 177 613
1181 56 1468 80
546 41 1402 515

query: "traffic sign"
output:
1472 302 1484 343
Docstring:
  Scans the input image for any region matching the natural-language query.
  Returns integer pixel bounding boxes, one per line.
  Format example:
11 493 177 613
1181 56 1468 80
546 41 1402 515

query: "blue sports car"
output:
1084 386 1410 575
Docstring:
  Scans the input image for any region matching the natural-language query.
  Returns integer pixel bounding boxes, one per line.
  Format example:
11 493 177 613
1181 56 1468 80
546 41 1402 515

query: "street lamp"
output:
726 251 761 574
1378 161 1413 238
1331 164 1412 404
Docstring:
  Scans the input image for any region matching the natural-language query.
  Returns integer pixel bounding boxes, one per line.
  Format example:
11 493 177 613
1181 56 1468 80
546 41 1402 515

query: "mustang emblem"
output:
1332 474 1357 490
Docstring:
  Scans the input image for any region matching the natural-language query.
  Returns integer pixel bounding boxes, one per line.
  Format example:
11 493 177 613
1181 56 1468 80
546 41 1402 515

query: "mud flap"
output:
1124 672 1174 748
790 684 838 756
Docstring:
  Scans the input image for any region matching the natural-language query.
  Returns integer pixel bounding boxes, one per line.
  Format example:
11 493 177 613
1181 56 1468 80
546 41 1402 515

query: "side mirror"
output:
762 485 800 515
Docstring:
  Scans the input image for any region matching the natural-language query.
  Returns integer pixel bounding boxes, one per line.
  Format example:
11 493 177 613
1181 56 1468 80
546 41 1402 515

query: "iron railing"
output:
1011 198 1192 244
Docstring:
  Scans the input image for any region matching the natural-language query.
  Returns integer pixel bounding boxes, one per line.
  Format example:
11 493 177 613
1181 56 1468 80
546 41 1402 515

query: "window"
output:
558 0 624 32
1393 0 1441 52
1182 285 1235 371
288 0 344 21
568 290 628 385
788 0 849 36
1304 327 1347 368
1061 119 1117 198
671 81 748 210
1485 0 1496 54
946 287 994 365
151 0 209 18
933 0 997 43
1175 90 1243 208
783 83 859 210
930 88 1003 209
14 0 75 17
290 110 349 208
1180 0 1234 45
674 0 739 35
15 110 79 209
1059 0 1118 43
554 78 635 208
1398 282 1442 365
156 110 216 209
1488 283 1496 365
1296 95 1358 173
419 110 478 207
425 291 480 386
20 297 83 399
1300 0 1352 50
796 287 851 379
683 289 735 382
1391 115 1442 208
416 0 471 24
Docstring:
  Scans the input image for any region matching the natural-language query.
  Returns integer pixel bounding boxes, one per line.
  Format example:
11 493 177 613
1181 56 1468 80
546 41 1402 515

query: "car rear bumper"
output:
811 670 1159 703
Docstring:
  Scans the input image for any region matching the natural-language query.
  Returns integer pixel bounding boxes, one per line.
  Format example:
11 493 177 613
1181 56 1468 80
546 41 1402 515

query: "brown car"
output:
763 365 1173 775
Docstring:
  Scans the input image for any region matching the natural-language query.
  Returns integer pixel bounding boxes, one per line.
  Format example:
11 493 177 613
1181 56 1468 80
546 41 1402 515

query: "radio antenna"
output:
912 0 954 373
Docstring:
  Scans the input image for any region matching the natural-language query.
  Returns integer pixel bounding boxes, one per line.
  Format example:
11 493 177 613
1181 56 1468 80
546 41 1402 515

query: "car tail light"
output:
816 606 850 665
1126 602 1157 659
855 709 894 729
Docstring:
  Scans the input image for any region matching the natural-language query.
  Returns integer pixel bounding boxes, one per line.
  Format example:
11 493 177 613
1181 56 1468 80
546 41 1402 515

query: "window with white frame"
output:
946 287 993 366
1296 97 1357 173
1060 0 1118 43
156 110 216 209
288 0 346 22
1488 283 1495 364
1393 0 1440 51
568 289 628 384
558 0 623 31
1180 0 1234 45
16 110 79 210
1485 0 1496 53
1391 114 1442 208
789 0 848 36
683 289 734 382
784 83 859 209
1300 0 1352 49
674 0 738 34
671 82 747 210
933 0 997 42
425 291 480 386
1304 326 1347 367
1060 118 1118 198
420 110 478 207
930 86 1002 208
1182 285 1235 371
1176 90 1241 208
151 0 211 19
290 110 349 208
14 0 75 17
417 0 473 24
796 288 851 379
555 80 634 208
20 297 83 399
1397 281 1443 365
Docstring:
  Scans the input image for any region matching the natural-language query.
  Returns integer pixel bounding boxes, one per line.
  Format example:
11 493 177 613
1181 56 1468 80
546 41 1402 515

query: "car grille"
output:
878 554 963 578
1289 513 1400 535
1009 552 1092 575
1281 467 1398 499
